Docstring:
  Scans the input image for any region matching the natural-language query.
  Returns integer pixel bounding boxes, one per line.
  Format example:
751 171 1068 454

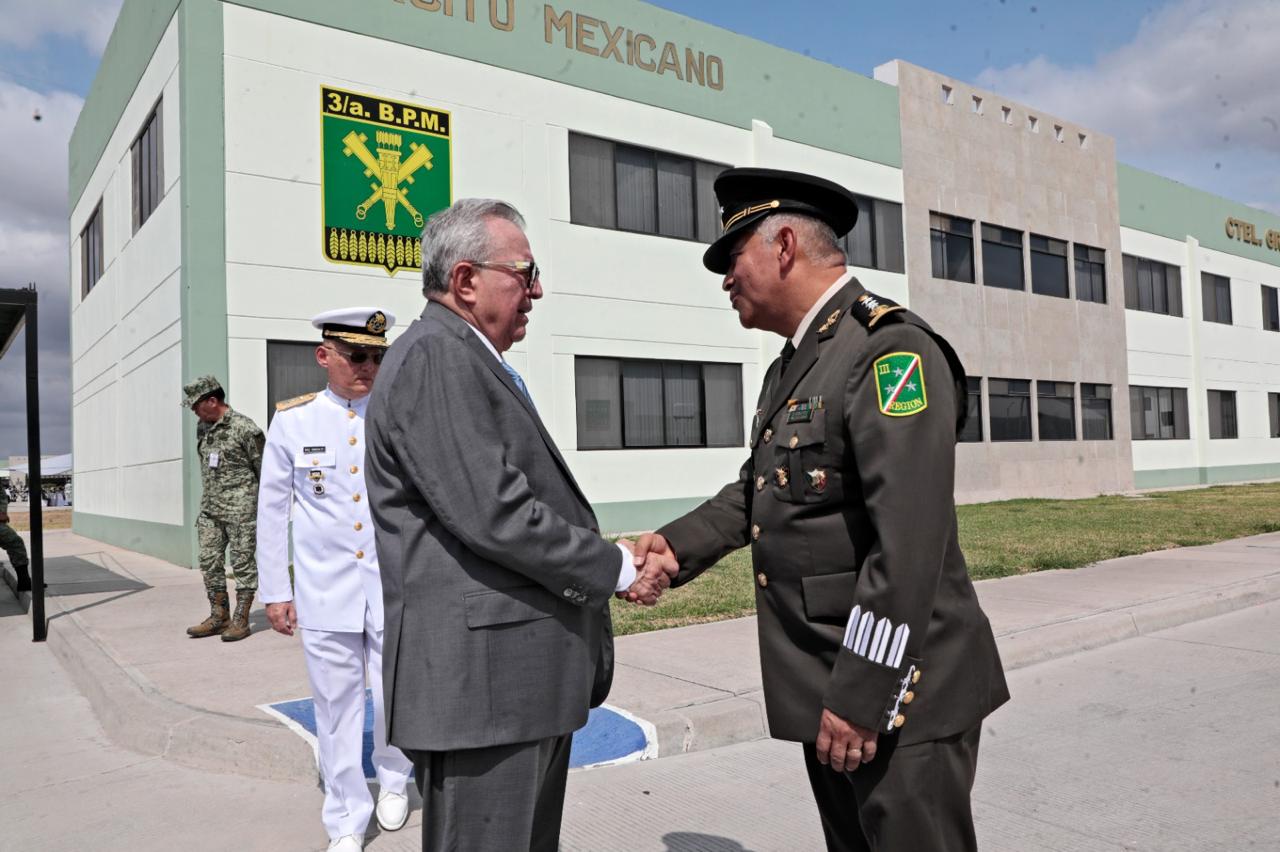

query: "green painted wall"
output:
224 0 900 168
72 512 193 566
1134 463 1280 490
593 495 708 535
1118 164 1280 268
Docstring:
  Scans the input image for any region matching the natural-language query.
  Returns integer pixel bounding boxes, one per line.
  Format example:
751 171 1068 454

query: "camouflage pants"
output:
196 512 257 594
0 522 28 571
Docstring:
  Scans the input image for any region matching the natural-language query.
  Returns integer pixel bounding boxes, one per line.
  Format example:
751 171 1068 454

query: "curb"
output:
641 570 1280 761
4 563 318 784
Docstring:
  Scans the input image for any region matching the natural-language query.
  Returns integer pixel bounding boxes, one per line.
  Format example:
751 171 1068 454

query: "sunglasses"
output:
470 259 540 291
327 346 384 365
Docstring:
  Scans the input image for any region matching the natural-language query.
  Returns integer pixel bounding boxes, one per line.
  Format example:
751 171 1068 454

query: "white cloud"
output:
975 0 1280 198
0 0 125 56
0 79 83 232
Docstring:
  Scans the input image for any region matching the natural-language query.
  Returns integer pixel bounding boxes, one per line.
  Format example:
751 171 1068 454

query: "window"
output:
1001 106 1012 125
1262 286 1279 332
1270 392 1280 438
574 357 742 450
982 224 1024 291
1075 244 1106 304
1028 116 1039 133
1053 124 1064 142
568 133 726 242
131 99 163 233
1201 273 1232 324
1081 383 1113 440
1207 390 1238 439
941 85 953 105
80 202 104 297
1129 385 1190 440
989 378 1032 441
842 195 904 273
930 213 974 283
1037 381 1076 440
1122 254 1182 316
1029 234 1068 298
959 377 983 443
971 95 983 114
265 341 327 424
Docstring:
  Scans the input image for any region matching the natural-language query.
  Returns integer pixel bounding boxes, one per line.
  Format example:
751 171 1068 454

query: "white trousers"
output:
300 606 413 839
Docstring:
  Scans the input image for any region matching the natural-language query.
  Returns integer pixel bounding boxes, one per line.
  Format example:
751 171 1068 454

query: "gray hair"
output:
757 213 846 267
420 198 527 296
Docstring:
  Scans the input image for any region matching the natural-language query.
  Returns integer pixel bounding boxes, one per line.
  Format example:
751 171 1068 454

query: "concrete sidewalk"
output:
4 529 1279 783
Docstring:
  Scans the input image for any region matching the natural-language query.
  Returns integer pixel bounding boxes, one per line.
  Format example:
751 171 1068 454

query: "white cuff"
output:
614 543 637 592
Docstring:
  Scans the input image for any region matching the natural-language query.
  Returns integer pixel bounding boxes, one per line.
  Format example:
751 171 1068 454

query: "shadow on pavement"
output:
663 833 758 852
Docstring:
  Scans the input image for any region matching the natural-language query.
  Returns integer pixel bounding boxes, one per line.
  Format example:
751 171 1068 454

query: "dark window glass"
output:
1270 392 1280 438
929 213 974 283
1030 235 1069 298
1074 244 1106 303
1122 254 1183 316
568 132 726 242
989 377 1032 441
1129 385 1190 440
575 357 742 449
265 341 326 425
981 224 1024 291
132 99 164 233
1037 380 1076 440
1262 286 1279 332
1081 383 1113 440
1201 273 1233 324
839 195 904 273
959 376 983 443
81 202 104 297
1207 390 1238 439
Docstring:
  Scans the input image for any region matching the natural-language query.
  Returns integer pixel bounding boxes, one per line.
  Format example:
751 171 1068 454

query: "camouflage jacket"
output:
196 407 265 518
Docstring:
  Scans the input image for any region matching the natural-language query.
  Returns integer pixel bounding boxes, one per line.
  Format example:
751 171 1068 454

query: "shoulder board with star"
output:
850 291 906 330
275 392 317 413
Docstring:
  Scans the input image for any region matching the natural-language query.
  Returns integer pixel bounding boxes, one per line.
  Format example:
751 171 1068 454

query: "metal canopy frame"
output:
0 286 45 642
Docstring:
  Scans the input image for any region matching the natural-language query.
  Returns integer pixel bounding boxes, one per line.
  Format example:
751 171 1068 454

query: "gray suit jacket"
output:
366 301 618 751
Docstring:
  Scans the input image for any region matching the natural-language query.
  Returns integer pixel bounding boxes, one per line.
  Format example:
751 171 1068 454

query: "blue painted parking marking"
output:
259 692 656 776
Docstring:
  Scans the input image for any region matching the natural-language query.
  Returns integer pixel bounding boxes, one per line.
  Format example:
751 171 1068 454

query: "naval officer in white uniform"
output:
257 307 414 852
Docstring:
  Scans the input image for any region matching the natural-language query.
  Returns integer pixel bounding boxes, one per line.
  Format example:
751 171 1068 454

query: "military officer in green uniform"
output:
0 486 32 592
182 375 266 641
633 169 1009 852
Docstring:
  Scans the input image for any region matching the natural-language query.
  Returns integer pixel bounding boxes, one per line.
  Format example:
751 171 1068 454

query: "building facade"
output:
69 0 1280 565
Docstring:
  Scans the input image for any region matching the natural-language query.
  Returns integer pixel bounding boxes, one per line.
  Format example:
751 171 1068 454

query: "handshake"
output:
616 534 679 607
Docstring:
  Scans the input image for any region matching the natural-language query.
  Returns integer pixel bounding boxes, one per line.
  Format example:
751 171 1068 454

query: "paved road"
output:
561 601 1280 851
3 595 1277 851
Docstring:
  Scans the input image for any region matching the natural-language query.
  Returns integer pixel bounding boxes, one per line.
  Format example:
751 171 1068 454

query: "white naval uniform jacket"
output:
256 387 383 633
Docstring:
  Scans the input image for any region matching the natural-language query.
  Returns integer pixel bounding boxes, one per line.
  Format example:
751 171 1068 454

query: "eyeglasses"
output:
470 260 540 291
326 346 384 365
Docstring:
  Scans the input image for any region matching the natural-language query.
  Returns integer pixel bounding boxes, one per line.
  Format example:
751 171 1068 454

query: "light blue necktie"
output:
501 360 535 408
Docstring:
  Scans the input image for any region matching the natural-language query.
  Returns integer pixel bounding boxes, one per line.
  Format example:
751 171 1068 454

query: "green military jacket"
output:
660 277 1009 746
196 407 266 519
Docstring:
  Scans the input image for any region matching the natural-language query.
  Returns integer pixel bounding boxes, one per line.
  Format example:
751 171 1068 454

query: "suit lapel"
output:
426 303 594 512
756 280 864 437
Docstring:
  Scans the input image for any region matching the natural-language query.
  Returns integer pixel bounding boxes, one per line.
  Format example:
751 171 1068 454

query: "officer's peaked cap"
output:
311 306 397 349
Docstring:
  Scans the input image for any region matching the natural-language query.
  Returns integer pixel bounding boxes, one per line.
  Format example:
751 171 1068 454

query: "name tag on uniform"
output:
303 445 326 454
208 452 220 468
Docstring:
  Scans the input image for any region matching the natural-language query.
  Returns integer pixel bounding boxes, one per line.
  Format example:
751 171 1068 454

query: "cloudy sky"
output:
0 0 1276 458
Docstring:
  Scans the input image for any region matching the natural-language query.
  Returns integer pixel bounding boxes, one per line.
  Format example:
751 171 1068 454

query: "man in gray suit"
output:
365 198 674 852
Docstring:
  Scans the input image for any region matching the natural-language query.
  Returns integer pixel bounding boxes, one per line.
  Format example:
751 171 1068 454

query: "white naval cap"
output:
310 306 396 348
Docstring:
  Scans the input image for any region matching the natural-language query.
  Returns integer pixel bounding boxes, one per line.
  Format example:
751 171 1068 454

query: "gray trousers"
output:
407 733 572 852
803 724 982 852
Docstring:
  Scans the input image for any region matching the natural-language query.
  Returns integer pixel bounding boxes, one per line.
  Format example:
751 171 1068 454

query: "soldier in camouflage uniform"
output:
0 485 32 592
182 375 266 641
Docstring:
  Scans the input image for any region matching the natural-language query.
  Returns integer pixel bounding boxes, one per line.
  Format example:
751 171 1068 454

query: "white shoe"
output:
376 790 410 831
327 836 363 852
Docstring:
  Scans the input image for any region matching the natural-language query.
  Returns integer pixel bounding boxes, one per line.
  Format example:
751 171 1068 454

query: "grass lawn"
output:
609 482 1280 636
7 509 73 532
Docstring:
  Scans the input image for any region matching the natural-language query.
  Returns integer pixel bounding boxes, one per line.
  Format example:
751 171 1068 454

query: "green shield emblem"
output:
321 86 453 275
872 352 928 417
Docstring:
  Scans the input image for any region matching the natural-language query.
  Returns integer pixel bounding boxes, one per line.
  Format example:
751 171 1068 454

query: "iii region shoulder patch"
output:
872 352 928 417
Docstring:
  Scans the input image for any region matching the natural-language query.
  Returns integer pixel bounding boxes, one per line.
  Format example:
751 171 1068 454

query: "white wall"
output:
1122 226 1280 474
70 14 184 524
220 6 905 508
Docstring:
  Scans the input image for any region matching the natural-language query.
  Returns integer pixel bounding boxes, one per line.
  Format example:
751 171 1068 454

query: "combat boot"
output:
220 590 255 642
187 589 230 638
